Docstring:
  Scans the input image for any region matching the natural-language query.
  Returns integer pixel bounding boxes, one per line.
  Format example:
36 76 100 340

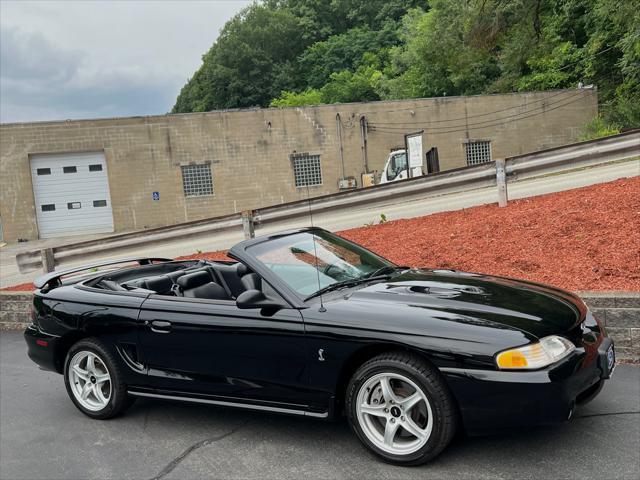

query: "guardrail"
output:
17 130 640 274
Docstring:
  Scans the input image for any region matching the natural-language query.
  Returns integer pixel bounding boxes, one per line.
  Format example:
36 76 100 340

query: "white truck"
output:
379 146 439 184
380 149 422 183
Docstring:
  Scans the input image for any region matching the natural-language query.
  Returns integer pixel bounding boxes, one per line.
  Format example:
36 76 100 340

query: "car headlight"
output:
496 335 575 369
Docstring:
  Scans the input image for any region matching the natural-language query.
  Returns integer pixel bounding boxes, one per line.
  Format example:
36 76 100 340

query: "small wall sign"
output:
152 191 160 201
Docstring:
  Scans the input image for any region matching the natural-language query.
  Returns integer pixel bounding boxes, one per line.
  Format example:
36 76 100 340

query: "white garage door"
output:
30 152 114 238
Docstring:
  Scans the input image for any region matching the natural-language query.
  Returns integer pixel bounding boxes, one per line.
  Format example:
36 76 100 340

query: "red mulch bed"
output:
338 177 640 292
176 251 232 262
1 282 35 292
4 177 639 292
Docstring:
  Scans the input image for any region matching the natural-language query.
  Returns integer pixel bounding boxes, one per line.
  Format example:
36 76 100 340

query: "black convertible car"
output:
25 227 615 465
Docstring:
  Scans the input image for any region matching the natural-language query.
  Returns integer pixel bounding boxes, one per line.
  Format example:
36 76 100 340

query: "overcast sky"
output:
0 0 250 123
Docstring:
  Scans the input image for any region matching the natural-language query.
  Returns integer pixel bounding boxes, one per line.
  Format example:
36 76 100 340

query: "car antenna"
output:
306 184 326 313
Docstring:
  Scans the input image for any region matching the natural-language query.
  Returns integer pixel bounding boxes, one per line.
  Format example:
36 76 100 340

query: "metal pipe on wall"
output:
360 116 369 173
336 113 345 178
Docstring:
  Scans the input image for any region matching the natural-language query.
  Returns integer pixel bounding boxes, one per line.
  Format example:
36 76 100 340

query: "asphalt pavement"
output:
1 331 639 480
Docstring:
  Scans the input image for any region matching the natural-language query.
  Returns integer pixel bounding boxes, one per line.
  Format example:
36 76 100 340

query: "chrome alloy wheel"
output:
67 351 112 411
356 372 433 455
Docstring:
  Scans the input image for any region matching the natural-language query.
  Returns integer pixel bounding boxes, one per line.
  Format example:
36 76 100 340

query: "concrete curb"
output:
2 290 639 360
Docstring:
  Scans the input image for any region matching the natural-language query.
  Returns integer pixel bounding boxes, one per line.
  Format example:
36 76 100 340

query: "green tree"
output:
270 88 323 107
320 67 381 104
174 0 425 112
582 0 640 126
383 2 500 99
299 26 396 89
173 4 307 112
174 0 639 130
282 0 425 39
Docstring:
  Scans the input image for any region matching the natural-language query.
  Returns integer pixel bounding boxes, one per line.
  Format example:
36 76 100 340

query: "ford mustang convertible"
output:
24 227 615 465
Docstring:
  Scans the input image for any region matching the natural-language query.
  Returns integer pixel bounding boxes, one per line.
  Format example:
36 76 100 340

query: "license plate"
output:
606 345 616 374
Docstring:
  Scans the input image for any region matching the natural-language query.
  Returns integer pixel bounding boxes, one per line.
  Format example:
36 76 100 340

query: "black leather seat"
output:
177 271 229 300
140 276 174 294
213 263 251 298
240 272 261 291
166 270 187 284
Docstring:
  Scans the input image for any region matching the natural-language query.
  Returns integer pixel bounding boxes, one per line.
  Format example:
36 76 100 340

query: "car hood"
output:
343 269 586 339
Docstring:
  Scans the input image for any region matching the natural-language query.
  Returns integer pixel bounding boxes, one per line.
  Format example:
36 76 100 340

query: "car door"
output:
135 294 316 409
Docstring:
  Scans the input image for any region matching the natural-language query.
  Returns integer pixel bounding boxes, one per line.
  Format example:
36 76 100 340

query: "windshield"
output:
386 152 407 181
247 230 395 297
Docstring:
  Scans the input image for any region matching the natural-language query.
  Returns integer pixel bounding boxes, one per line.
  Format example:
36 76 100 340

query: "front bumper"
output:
24 324 61 373
443 335 615 435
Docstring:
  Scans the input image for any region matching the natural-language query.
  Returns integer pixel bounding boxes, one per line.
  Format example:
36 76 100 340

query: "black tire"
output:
345 351 457 465
63 338 135 419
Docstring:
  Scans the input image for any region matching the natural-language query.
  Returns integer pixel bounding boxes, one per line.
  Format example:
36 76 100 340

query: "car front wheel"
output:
64 338 134 419
346 352 457 465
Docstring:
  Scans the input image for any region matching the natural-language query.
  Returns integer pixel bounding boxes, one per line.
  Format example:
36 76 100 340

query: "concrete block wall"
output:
2 290 637 361
0 89 598 243
0 292 31 330
581 292 640 362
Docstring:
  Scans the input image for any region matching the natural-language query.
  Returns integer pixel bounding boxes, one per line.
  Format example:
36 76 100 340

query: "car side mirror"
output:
236 289 284 311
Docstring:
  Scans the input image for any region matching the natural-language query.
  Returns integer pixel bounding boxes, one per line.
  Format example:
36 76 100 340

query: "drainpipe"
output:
336 113 345 178
360 115 369 173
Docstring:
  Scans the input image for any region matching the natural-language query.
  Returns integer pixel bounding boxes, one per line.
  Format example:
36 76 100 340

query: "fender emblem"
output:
318 349 325 362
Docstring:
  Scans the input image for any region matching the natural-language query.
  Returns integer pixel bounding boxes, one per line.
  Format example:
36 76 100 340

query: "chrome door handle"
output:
150 320 171 333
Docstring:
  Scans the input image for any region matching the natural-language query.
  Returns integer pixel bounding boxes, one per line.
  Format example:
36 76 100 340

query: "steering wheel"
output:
322 263 357 282
322 263 340 277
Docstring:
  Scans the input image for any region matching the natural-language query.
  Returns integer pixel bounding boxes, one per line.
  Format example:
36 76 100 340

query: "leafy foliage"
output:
173 0 640 129
579 116 621 140
298 26 396 89
269 88 322 107
173 4 308 112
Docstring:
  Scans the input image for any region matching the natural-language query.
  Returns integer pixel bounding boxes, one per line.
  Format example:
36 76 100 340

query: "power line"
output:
369 93 587 135
366 89 572 125
368 93 590 136
551 45 617 73
356 43 622 117
369 91 584 130
369 91 586 132
369 67 618 134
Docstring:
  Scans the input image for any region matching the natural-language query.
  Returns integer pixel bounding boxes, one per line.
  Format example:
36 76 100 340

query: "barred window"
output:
465 140 492 166
292 153 322 187
181 164 214 197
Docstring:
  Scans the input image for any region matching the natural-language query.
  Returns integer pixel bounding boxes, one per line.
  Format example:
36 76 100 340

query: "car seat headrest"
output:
143 276 173 293
236 263 249 277
240 273 261 291
177 271 211 290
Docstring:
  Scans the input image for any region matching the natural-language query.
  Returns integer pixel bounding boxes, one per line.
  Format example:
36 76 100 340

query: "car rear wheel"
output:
346 352 457 465
64 338 134 419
